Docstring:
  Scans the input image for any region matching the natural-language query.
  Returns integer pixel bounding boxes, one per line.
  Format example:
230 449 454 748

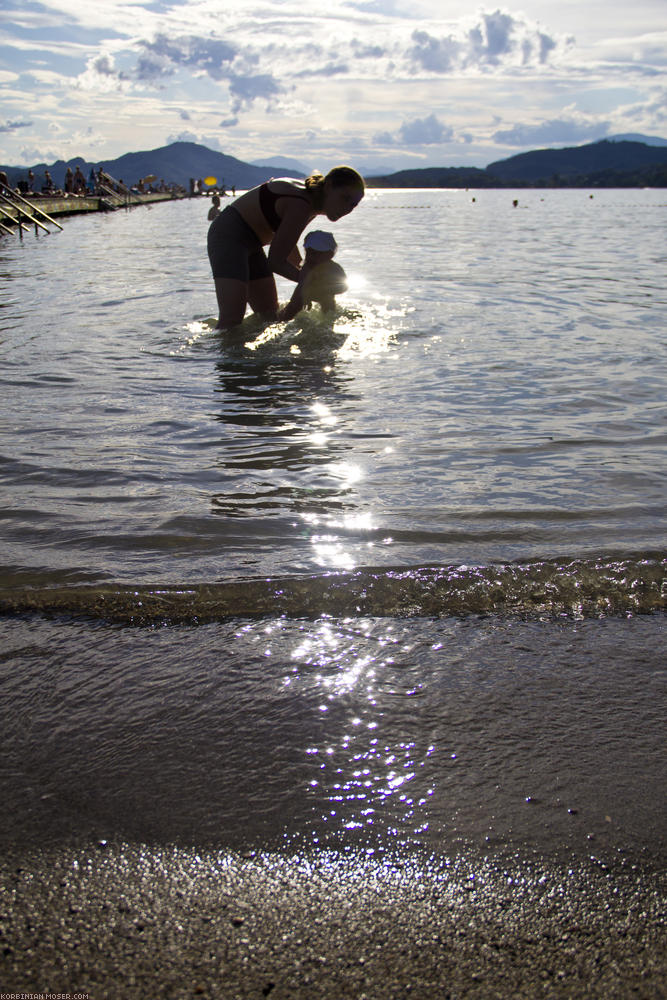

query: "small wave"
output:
0 555 663 625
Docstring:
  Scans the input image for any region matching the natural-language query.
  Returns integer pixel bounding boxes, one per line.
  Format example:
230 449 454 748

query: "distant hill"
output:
367 139 667 188
251 155 312 175
485 139 667 182
0 142 306 190
367 166 493 188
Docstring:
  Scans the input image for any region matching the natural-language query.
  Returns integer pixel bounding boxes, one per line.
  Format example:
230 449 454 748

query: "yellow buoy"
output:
204 176 217 186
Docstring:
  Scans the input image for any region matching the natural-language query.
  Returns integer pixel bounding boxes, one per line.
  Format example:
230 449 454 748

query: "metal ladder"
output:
0 186 64 238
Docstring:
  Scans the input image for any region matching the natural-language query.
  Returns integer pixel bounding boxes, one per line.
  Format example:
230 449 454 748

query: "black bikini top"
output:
259 182 310 231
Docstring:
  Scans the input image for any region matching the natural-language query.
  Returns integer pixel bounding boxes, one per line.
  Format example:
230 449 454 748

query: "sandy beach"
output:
1 840 664 999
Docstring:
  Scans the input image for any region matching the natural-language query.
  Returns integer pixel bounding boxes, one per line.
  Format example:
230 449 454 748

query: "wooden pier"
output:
0 189 184 239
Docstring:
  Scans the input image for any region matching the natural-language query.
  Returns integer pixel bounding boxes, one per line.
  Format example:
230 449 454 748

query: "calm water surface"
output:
0 189 665 859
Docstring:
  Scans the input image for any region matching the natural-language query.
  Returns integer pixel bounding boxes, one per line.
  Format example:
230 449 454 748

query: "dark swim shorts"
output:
207 205 272 282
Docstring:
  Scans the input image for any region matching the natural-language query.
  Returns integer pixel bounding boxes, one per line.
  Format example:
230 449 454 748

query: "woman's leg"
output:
214 277 248 329
247 275 279 320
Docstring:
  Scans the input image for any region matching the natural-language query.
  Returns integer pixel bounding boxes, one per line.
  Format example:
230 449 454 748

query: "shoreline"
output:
2 840 665 999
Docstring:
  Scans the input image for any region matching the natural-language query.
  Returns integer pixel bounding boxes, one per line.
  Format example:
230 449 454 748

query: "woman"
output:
207 165 364 329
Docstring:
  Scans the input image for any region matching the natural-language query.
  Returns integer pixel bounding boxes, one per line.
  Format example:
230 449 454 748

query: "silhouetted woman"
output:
207 166 364 329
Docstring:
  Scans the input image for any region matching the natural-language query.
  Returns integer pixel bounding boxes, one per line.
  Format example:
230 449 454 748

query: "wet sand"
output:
1 841 664 999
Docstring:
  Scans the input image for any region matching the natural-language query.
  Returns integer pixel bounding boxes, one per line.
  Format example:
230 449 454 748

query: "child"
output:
279 230 348 321
207 194 221 221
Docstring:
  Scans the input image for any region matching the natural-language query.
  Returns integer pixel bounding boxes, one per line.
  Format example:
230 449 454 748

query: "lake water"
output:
0 188 665 863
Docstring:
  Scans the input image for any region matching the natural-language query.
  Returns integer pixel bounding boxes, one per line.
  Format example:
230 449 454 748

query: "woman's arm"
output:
267 200 313 282
278 287 304 322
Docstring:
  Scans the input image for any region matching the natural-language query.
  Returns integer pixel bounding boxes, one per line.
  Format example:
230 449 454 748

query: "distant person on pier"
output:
207 194 221 222
42 170 55 194
207 166 364 329
73 167 86 194
64 167 74 194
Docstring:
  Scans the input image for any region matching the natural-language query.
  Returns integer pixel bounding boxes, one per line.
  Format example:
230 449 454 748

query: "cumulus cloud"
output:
400 113 454 144
91 54 116 77
493 117 611 146
375 113 455 147
167 130 199 144
409 30 460 72
77 51 129 92
132 32 284 112
409 9 566 74
139 34 238 82
20 146 58 164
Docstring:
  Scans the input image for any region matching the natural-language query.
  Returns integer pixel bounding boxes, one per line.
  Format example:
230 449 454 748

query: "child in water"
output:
279 230 347 321
207 194 221 221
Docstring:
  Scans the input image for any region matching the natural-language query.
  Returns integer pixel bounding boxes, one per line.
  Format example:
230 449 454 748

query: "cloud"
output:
409 30 460 72
20 146 59 164
166 130 199 144
293 62 349 78
375 113 455 146
615 86 667 128
131 32 284 112
399 113 454 144
0 119 33 133
139 34 239 82
228 73 284 112
77 51 129 92
467 10 515 65
493 117 612 146
90 54 116 77
409 10 566 74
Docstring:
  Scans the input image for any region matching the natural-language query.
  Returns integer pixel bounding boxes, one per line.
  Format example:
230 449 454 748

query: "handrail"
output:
0 186 63 230
0 198 30 231
98 172 142 205
97 180 127 205
0 189 52 233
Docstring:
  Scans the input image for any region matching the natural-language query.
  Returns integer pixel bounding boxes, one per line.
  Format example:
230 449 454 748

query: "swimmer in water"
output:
207 166 364 329
279 230 347 321
207 194 221 221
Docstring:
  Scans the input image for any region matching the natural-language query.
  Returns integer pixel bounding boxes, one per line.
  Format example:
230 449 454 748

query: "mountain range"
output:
370 139 667 188
0 142 306 191
1 136 666 191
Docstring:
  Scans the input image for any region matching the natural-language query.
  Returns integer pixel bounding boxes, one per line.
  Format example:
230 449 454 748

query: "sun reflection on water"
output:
287 619 436 846
333 302 402 359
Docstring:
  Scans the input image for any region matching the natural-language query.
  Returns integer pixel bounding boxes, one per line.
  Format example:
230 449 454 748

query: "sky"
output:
1 0 666 173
